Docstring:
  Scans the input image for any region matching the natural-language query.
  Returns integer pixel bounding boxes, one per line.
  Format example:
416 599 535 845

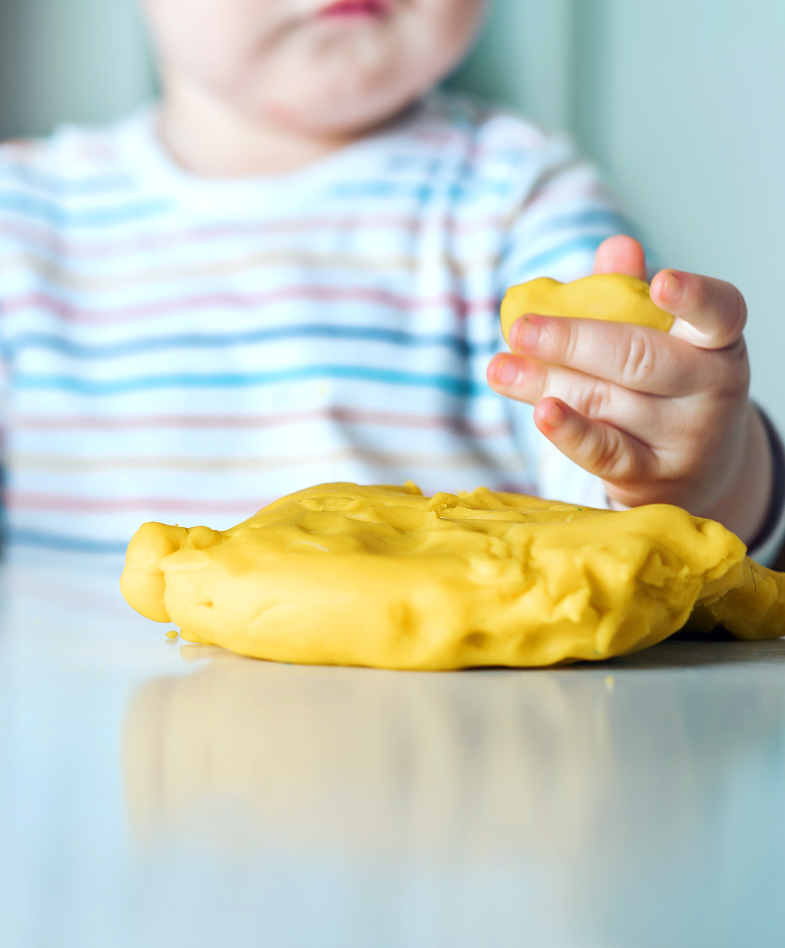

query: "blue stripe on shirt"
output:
4 325 499 360
0 192 171 226
0 165 134 196
7 527 128 554
536 209 636 238
14 364 481 397
514 234 613 278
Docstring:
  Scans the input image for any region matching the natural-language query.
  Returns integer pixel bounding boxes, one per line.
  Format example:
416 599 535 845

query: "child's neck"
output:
157 74 358 178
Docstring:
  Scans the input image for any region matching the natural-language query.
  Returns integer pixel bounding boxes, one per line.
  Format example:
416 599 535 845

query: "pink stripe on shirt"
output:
0 289 499 324
12 407 512 437
6 490 268 515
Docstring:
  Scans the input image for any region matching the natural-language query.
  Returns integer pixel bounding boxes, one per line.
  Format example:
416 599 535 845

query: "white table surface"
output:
1 548 784 948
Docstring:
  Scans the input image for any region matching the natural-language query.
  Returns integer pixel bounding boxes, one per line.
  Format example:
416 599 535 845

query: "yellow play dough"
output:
120 482 785 670
500 274 674 344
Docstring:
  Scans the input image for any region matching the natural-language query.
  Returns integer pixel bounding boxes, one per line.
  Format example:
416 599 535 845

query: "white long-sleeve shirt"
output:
0 93 741 555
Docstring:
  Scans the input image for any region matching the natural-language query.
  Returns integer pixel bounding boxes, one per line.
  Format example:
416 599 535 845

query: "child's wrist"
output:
699 403 775 546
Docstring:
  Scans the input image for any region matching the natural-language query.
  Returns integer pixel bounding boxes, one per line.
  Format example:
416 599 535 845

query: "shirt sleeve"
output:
496 137 640 291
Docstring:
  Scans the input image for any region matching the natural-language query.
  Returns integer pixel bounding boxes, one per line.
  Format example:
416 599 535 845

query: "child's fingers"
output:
533 397 655 485
593 235 648 279
487 353 675 442
650 270 748 349
506 315 734 397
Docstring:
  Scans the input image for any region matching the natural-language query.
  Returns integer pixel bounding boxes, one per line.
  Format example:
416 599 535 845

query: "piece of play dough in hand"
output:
120 482 785 670
500 274 674 344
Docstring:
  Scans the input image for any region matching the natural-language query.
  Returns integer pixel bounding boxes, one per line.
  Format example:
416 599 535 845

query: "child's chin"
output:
269 63 413 130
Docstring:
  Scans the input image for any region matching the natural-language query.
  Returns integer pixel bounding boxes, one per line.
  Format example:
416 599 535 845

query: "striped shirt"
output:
0 94 633 553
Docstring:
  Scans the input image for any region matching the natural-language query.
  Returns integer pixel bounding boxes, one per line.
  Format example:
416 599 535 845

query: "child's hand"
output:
487 236 773 543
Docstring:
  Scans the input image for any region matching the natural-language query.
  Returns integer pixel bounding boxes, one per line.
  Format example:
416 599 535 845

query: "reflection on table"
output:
123 641 785 947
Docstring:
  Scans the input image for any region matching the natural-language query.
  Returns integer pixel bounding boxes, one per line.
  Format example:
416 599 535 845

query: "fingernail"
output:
512 318 539 350
659 270 684 304
542 400 565 427
493 355 520 387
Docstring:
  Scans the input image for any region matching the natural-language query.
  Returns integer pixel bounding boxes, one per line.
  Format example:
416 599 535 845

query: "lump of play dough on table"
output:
120 482 785 670
501 274 674 344
688 557 785 640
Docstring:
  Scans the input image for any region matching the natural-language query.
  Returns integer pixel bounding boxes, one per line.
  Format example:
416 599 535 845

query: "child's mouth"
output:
318 0 389 18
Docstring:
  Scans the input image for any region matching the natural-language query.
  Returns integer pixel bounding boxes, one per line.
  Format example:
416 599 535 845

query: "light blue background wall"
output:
0 0 152 137
1 0 784 428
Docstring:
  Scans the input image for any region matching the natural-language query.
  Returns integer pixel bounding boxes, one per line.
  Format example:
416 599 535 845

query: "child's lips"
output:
317 0 390 18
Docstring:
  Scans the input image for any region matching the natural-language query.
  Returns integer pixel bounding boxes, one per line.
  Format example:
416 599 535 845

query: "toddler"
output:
0 0 781 563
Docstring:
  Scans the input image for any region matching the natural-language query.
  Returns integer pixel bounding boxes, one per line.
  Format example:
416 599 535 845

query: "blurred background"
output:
0 0 784 427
